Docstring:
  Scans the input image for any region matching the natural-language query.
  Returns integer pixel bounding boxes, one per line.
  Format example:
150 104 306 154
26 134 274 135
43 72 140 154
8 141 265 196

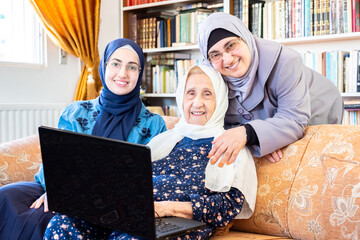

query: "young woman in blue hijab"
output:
0 38 166 240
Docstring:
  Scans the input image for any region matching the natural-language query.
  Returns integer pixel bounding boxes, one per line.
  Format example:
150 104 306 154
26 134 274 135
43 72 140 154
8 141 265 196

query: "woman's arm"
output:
189 187 244 227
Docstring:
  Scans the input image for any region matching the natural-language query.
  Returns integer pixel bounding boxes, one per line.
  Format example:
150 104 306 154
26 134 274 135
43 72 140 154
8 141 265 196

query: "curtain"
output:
29 0 101 100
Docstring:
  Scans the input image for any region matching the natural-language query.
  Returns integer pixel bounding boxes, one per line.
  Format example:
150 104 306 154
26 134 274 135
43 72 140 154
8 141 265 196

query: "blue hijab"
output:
91 38 144 140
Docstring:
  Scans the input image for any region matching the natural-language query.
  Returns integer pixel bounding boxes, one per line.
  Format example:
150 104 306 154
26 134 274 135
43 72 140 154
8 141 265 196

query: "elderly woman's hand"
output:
154 201 193 219
208 126 247 167
30 192 49 212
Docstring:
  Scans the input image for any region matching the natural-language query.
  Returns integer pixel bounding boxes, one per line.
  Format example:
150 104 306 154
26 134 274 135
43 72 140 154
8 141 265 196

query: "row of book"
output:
343 109 360 124
125 0 166 7
302 49 360 93
127 3 223 49
234 0 360 39
151 59 198 94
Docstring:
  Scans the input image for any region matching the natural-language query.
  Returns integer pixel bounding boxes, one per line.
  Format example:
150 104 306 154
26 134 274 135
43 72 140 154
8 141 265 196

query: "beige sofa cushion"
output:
232 125 360 239
0 134 41 187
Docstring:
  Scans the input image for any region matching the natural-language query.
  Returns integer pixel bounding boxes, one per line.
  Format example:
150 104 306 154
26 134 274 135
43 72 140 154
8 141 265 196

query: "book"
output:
356 0 360 32
323 0 330 35
304 0 311 37
338 50 350 92
329 0 337 34
128 13 138 43
357 50 360 92
176 3 209 12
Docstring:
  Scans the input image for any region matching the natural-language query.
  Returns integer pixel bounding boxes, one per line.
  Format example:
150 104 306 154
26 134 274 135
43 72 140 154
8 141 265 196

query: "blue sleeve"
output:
34 104 76 190
189 188 245 228
57 103 77 131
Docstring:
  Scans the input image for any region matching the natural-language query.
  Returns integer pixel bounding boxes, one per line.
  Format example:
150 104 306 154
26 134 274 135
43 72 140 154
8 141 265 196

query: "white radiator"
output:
0 104 66 143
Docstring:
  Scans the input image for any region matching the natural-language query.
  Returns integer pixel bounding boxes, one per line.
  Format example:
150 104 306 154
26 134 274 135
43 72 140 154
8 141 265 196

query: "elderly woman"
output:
43 65 257 240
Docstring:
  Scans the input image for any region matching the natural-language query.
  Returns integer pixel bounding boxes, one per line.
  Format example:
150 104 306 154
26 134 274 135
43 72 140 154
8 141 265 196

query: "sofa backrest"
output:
232 124 360 239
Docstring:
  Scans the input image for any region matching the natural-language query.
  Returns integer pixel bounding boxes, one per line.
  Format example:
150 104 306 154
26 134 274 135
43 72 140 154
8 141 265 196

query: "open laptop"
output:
38 126 206 240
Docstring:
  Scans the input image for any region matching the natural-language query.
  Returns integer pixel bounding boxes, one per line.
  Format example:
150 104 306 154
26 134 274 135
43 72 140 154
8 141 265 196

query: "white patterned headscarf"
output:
198 12 259 103
147 64 257 219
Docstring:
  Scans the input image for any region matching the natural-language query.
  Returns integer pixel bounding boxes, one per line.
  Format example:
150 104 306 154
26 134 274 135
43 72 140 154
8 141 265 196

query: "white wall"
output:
0 36 80 104
0 0 120 105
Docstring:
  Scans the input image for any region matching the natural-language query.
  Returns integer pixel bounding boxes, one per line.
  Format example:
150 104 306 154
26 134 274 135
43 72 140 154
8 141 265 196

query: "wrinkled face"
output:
208 36 251 78
183 73 216 126
105 48 141 95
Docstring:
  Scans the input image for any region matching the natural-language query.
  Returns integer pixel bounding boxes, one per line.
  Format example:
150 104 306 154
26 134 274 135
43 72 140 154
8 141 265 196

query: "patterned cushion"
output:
232 125 360 239
0 134 41 187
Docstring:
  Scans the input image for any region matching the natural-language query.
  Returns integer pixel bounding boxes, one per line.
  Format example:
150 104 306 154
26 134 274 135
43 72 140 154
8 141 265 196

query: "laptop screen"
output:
39 126 156 239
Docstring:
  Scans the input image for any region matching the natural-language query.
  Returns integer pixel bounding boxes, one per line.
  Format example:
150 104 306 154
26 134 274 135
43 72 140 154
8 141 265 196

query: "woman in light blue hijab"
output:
0 38 166 240
198 12 343 165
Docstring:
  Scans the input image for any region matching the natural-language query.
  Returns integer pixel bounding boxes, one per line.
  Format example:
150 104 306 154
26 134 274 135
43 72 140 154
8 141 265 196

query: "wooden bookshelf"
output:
120 0 360 121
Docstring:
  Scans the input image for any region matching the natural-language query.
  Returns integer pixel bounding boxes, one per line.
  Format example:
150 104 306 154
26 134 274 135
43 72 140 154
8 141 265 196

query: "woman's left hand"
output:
208 126 247 167
30 192 49 212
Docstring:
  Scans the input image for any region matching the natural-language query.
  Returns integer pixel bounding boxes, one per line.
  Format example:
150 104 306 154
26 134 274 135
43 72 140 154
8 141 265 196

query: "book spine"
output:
304 0 311 36
356 0 360 32
329 0 337 34
347 0 353 32
357 50 360 92
343 0 349 32
324 0 330 35
336 0 344 33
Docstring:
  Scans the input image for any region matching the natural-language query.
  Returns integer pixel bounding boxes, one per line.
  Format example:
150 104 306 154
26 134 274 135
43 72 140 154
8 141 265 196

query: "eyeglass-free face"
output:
207 37 251 78
183 72 216 126
105 48 141 95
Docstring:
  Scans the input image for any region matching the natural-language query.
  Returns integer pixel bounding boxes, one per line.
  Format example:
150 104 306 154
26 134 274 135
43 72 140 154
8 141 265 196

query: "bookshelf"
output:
120 0 360 122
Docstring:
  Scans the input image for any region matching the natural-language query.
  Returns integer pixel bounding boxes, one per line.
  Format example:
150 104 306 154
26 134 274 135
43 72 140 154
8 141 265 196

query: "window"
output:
0 0 44 65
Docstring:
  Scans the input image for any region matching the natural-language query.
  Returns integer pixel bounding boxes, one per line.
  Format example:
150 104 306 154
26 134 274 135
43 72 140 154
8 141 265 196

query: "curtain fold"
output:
29 0 101 100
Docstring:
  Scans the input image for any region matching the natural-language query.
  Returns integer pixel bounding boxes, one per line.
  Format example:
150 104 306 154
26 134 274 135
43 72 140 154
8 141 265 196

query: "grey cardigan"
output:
225 37 344 157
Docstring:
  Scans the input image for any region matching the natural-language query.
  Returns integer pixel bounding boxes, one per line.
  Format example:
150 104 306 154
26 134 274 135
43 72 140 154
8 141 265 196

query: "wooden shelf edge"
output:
143 45 199 53
123 0 212 11
272 32 360 45
142 93 176 98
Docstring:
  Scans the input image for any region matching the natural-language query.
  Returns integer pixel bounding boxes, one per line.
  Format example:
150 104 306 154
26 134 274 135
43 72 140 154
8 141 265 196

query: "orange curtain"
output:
29 0 101 101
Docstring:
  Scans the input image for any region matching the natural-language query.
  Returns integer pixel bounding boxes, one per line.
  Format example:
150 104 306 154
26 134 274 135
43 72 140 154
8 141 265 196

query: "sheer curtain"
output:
29 0 101 100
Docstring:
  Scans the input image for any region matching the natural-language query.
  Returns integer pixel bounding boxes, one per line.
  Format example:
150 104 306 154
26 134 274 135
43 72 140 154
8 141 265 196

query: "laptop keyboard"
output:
155 218 182 233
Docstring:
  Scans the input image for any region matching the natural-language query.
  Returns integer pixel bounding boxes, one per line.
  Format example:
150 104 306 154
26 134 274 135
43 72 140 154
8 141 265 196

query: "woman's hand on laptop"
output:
30 192 49 212
154 201 193 219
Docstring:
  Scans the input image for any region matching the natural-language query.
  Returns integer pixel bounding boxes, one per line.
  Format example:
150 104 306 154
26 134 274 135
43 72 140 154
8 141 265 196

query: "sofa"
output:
1 123 360 239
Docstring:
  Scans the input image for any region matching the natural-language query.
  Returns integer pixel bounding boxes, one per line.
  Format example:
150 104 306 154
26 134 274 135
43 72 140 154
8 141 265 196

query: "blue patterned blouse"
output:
110 137 245 240
35 98 166 189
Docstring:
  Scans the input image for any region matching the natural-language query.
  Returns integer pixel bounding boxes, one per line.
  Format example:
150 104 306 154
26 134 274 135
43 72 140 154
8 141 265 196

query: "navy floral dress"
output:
43 137 245 240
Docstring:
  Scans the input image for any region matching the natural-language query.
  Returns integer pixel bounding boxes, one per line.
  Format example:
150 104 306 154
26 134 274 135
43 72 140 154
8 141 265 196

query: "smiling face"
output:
104 48 140 95
208 36 251 78
183 69 216 126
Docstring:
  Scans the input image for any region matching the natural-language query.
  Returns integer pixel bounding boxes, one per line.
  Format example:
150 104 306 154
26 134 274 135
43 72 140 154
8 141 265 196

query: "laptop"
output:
38 126 206 240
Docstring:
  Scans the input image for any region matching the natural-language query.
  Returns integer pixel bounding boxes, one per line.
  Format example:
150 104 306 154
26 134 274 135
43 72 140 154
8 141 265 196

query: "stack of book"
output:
127 3 220 49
